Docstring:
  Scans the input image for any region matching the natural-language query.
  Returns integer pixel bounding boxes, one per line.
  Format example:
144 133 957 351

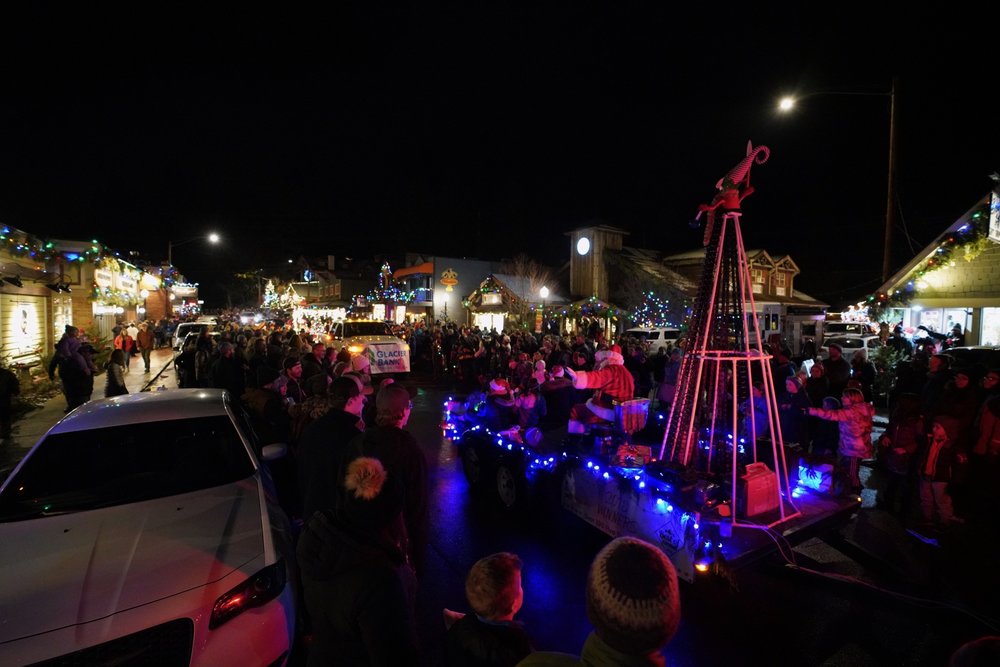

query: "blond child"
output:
807 387 874 493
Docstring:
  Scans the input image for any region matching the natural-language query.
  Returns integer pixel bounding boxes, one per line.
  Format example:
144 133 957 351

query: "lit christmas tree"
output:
263 280 279 308
631 291 684 328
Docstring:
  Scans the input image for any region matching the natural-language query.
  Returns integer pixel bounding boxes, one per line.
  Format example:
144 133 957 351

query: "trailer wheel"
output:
462 445 483 487
495 462 524 510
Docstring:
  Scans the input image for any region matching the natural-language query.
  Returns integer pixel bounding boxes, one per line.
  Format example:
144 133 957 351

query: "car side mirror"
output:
261 443 288 462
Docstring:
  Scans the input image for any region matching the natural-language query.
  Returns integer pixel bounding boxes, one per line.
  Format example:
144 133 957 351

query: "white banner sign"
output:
365 343 411 374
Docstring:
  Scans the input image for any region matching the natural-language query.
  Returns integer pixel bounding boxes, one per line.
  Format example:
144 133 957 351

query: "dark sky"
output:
0 6 995 308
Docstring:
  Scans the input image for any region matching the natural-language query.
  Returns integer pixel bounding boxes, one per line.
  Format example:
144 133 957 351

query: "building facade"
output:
869 191 1000 345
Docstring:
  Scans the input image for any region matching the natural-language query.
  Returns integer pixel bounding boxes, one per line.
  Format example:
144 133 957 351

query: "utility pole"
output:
881 77 898 284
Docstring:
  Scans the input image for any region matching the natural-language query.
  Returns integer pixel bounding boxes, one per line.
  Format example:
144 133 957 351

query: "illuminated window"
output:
774 271 787 296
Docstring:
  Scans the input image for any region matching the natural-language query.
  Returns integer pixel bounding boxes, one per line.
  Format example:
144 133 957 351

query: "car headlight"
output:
347 344 365 356
210 560 287 630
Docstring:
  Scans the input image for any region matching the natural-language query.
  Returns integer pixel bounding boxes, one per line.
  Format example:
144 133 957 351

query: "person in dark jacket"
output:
104 349 128 397
777 375 811 447
296 457 419 666
210 342 246 401
0 362 20 440
539 366 574 428
344 383 429 576
50 325 92 412
297 376 366 522
445 552 533 667
822 343 852 398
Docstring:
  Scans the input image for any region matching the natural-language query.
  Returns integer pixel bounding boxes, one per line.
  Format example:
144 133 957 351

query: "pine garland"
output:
867 203 992 320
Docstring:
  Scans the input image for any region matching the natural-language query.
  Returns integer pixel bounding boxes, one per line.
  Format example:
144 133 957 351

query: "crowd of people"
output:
38 311 1000 664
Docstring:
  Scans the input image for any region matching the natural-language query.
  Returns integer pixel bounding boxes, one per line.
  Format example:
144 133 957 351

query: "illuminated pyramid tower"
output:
659 142 799 527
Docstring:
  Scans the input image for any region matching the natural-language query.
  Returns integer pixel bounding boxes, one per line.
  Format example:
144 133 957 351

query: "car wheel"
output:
462 445 483 487
495 461 524 510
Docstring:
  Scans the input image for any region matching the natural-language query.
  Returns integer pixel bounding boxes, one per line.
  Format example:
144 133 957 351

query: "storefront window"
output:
52 295 73 340
982 308 1000 346
917 308 943 333
474 313 505 332
943 309 970 336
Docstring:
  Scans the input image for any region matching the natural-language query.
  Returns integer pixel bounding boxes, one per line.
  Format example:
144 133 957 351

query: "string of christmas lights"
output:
866 202 993 319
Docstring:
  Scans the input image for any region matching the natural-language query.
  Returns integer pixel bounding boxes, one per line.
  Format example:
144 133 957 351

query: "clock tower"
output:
567 225 628 301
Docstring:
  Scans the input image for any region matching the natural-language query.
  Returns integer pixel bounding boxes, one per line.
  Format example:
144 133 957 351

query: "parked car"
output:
0 390 297 666
623 327 682 352
942 346 1000 370
820 334 883 360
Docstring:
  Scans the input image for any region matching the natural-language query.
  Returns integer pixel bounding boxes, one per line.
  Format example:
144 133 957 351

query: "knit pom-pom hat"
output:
585 537 681 654
340 457 404 531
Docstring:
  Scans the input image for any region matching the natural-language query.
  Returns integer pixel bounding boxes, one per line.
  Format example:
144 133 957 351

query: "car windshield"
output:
828 337 865 350
343 322 391 337
0 416 255 521
826 323 868 335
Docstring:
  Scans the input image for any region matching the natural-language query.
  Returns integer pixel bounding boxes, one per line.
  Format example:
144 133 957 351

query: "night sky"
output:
0 6 995 308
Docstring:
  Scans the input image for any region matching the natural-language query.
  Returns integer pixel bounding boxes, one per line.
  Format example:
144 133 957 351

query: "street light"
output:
777 79 898 282
139 289 149 320
539 286 549 333
167 232 221 267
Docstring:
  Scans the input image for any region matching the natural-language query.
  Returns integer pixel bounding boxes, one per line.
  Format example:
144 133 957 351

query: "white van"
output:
624 327 681 353
172 322 211 350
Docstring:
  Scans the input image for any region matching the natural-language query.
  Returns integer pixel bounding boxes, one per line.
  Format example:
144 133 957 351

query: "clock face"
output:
577 236 591 256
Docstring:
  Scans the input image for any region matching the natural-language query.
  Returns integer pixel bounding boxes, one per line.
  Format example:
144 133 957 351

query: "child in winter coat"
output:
444 552 534 667
877 393 923 516
916 415 966 527
808 387 874 494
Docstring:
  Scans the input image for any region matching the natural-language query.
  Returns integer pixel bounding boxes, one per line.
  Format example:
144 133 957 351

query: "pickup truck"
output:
330 320 410 375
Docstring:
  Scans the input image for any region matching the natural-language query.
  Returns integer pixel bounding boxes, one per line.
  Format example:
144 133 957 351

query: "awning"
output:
393 262 435 280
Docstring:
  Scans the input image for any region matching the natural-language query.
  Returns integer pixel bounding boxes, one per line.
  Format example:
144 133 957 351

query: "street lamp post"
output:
168 232 220 267
778 78 898 282
139 289 149 321
539 286 549 333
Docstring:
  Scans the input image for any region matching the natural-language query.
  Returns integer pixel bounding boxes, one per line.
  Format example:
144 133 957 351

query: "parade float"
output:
444 143 860 581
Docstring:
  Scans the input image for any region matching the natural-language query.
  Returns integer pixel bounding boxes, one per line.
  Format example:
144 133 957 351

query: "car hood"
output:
0 479 264 643
345 335 404 345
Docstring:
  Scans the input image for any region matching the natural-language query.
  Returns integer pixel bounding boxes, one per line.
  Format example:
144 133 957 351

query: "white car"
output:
821 334 883 360
0 390 297 666
331 320 410 374
623 327 681 353
820 321 877 346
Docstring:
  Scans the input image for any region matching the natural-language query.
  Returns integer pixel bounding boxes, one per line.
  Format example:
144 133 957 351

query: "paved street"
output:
3 371 998 665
